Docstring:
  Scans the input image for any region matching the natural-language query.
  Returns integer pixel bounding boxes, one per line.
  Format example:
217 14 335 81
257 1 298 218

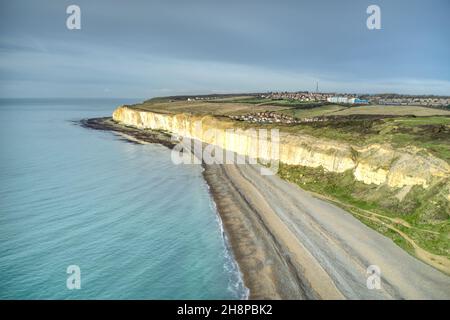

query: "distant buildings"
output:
263 92 369 104
327 97 369 104
262 91 450 108
351 98 369 104
183 92 449 109
364 95 450 107
327 96 349 103
263 91 331 102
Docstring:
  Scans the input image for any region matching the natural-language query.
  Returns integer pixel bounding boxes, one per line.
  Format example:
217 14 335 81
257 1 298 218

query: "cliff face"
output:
113 106 450 191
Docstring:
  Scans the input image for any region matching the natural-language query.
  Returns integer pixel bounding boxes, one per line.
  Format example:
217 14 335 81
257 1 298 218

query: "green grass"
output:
277 104 348 118
265 116 450 163
211 96 271 104
228 114 450 162
389 116 450 126
357 214 416 256
278 163 450 258
260 99 323 107
332 105 450 116
372 117 450 161
210 96 328 109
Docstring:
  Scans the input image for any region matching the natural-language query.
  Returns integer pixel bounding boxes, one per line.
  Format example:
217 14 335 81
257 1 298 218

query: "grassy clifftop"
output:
129 95 450 162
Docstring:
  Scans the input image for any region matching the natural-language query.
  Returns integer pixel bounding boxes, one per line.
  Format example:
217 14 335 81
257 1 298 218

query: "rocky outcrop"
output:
113 106 450 190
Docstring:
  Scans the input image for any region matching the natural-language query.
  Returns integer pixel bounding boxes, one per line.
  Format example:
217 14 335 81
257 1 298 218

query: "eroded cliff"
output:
113 105 450 193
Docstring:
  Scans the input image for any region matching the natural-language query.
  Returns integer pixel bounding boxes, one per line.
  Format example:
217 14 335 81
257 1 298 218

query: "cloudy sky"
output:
1 0 449 98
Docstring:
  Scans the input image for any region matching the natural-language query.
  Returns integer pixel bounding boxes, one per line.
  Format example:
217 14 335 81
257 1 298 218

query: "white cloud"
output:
1 39 449 97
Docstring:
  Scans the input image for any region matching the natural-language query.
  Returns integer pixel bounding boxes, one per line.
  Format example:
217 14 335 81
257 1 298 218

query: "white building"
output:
327 97 368 104
327 96 350 103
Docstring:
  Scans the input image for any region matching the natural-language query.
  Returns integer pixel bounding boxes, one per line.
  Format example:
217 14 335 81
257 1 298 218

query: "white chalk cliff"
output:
113 106 450 192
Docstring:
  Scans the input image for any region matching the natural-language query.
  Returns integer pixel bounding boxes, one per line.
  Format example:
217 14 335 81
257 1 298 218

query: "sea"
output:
0 98 247 299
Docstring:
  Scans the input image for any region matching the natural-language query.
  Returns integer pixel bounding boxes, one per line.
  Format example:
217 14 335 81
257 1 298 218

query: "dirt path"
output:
208 163 450 299
306 191 450 274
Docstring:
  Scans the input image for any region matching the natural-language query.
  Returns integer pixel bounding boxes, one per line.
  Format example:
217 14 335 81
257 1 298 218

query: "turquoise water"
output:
0 99 246 299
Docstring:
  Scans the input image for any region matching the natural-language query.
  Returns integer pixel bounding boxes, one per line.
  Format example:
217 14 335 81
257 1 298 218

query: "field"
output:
277 104 450 119
135 95 450 117
268 116 450 162
278 104 347 118
331 105 450 116
132 97 287 116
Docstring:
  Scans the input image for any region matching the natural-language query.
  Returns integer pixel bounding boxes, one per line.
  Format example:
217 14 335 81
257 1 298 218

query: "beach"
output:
83 117 450 300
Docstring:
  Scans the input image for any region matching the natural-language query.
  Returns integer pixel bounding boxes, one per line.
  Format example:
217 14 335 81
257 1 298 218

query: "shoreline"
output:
80 117 298 298
80 117 316 298
81 117 450 300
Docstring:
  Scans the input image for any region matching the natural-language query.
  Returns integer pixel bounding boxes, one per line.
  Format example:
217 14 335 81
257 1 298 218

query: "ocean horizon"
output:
0 98 246 299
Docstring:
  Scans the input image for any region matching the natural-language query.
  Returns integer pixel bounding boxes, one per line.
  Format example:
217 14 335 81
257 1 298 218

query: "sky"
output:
0 0 449 98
